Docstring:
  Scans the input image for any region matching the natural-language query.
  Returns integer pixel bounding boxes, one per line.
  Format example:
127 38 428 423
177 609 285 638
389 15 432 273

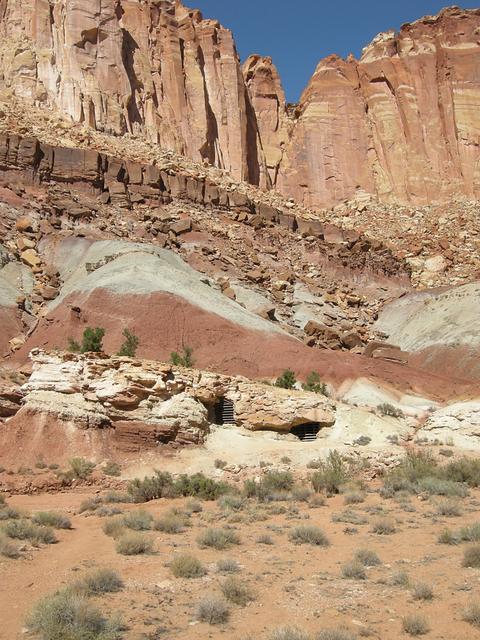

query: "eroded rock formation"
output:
1 3 479 207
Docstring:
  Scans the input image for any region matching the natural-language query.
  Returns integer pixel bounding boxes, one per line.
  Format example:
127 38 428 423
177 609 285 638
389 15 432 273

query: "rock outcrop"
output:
1 4 479 207
0 349 335 462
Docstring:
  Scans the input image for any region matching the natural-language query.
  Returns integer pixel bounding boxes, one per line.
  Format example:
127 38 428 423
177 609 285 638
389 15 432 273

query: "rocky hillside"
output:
0 2 479 208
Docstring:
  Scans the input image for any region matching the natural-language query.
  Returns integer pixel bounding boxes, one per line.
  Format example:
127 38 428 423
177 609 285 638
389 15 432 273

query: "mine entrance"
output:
214 397 235 425
290 423 321 442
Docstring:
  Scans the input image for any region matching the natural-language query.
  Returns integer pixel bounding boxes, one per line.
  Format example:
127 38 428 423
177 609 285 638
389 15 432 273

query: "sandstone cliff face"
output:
0 0 264 184
277 7 480 208
0 3 479 207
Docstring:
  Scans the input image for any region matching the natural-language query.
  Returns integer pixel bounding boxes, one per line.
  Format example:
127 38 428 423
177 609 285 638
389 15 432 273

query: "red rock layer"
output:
14 288 473 401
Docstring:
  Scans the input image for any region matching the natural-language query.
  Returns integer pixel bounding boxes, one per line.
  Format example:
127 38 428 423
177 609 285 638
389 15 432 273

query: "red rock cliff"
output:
0 3 479 207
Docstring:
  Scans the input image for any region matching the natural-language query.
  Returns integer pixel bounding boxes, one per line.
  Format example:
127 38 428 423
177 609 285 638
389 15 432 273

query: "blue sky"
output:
192 1 479 102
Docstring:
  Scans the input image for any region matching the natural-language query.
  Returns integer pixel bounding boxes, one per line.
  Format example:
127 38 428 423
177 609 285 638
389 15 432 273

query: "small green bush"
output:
74 569 124 595
154 515 186 534
116 532 153 555
122 509 153 531
310 450 348 495
302 371 327 395
214 458 227 469
443 457 480 487
69 457 95 479
197 528 240 550
4 520 57 545
31 511 71 530
390 570 410 587
68 327 106 354
170 554 206 578
102 462 122 477
102 491 132 504
436 499 462 517
127 471 174 502
27 589 122 640
173 473 232 500
218 494 245 511
402 614 429 636
342 560 366 580
195 595 230 625
220 576 254 606
344 491 365 505
377 403 404 418
117 328 139 358
0 506 21 520
289 525 329 546
275 369 297 389
79 497 103 513
256 534 274 545
463 545 480 568
317 630 357 640
170 346 194 368
459 523 480 542
438 528 459 545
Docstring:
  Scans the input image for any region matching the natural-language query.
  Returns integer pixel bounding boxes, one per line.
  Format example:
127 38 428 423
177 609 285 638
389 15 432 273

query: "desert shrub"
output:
27 589 122 640
354 549 381 566
127 471 174 502
75 569 124 596
122 509 153 531
270 628 309 640
0 506 21 520
342 560 366 580
289 525 329 546
0 534 20 558
443 457 480 487
195 595 230 625
391 570 410 587
302 371 327 395
69 457 95 479
4 520 57 545
416 477 467 497
0 495 5 506
275 369 297 389
96 506 123 518
31 511 71 530
306 459 322 469
310 450 348 495
377 403 404 418
257 534 274 545
463 601 480 627
102 491 132 504
309 495 326 508
102 518 124 539
154 515 186 534
216 558 240 573
291 486 312 502
459 523 480 542
102 462 121 477
197 528 240 550
214 459 227 469
463 545 480 567
173 473 231 500
371 518 396 535
185 499 203 513
317 630 357 640
438 528 459 545
218 494 245 511
411 582 434 601
68 327 105 354
263 470 294 492
281 456 292 464
79 497 103 513
115 532 153 555
117 328 139 358
402 614 429 636
353 435 372 447
170 346 194 368
332 510 368 525
170 554 206 579
436 499 462 517
220 576 254 606
344 491 365 505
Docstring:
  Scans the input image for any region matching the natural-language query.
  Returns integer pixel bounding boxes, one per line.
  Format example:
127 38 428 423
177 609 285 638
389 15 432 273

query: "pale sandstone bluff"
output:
1 3 479 206
0 350 335 463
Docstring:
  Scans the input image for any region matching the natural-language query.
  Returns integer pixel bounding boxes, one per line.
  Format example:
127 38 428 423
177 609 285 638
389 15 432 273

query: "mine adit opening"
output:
213 397 235 425
290 423 321 442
